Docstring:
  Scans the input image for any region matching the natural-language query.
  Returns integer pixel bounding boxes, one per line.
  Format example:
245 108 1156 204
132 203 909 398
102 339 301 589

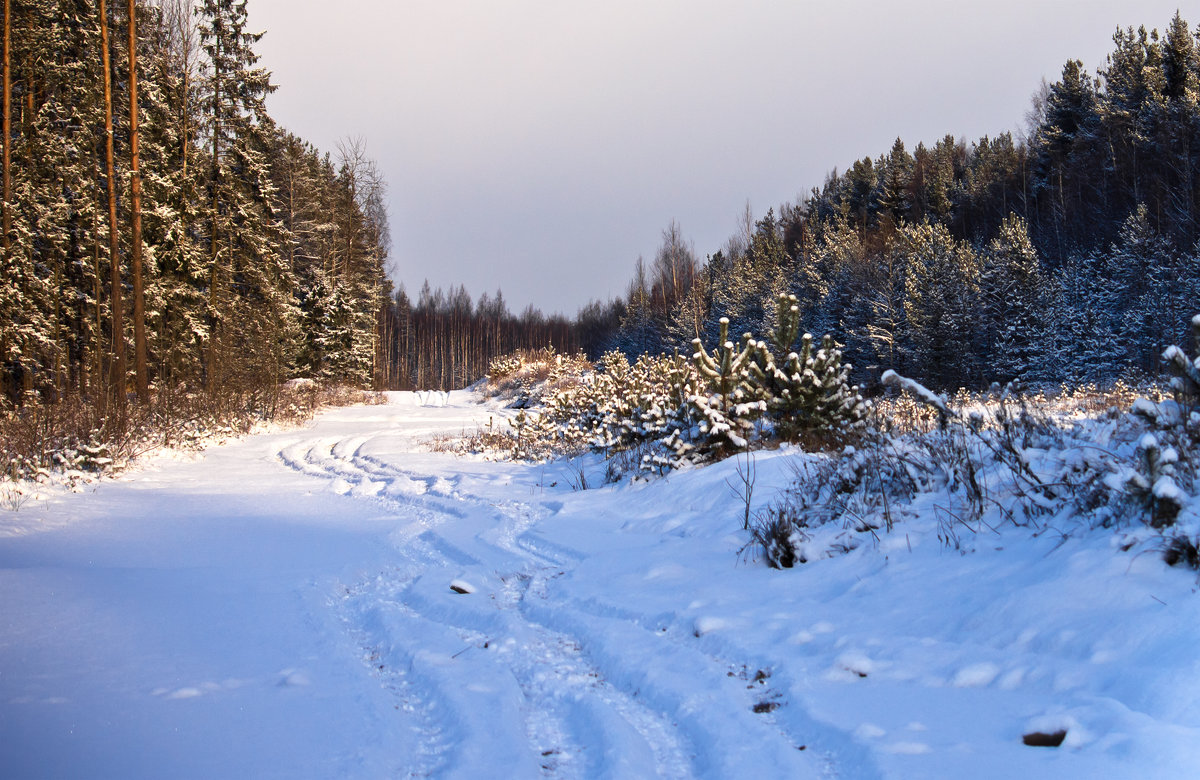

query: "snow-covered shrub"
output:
745 504 809 569
1163 533 1200 569
481 350 692 465
484 347 591 408
743 313 1200 570
487 354 523 382
545 351 696 463
743 444 924 567
497 300 869 474
1162 314 1200 408
842 367 1189 543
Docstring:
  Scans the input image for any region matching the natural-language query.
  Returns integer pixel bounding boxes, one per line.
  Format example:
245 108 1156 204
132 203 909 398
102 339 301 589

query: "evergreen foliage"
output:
749 295 868 442
595 11 1200 393
523 297 867 474
0 0 391 413
9 5 1200 416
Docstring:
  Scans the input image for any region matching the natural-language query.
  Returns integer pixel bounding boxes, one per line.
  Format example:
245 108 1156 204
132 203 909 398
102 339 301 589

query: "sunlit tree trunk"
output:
2 0 11 259
204 20 220 391
98 0 126 405
128 0 148 399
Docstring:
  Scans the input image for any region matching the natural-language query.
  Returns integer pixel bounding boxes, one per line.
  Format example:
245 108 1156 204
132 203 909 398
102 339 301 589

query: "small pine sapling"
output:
752 295 868 443
690 317 762 453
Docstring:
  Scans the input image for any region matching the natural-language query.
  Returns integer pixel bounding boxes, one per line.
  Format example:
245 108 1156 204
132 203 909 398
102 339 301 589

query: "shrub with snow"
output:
498 299 869 475
745 352 1200 570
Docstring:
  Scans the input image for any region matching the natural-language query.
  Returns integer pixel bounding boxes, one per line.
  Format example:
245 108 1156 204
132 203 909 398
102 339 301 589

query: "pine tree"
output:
1156 12 1200 241
845 232 907 377
614 256 660 357
748 294 866 441
98 0 127 404
127 0 148 399
689 317 761 452
1034 58 1102 253
1 0 11 268
1160 12 1199 103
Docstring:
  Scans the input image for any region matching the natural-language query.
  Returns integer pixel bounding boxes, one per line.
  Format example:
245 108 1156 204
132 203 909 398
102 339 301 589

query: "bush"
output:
0 380 381 497
499 296 870 475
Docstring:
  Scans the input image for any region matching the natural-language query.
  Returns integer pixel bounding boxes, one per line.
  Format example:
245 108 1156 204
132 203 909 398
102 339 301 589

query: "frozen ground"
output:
2 390 1198 778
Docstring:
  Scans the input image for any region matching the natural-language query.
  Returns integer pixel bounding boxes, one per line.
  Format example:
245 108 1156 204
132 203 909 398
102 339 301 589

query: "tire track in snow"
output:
333 573 457 778
529 593 882 780
464 484 861 777
518 596 820 779
384 511 698 777
274 416 857 778
494 569 694 779
275 431 698 778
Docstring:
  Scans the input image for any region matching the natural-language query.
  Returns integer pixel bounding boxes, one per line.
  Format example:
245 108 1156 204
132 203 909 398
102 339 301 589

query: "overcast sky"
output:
246 0 1189 316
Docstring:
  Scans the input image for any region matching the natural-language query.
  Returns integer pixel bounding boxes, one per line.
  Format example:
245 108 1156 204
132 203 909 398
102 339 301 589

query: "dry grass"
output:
871 377 1169 437
484 348 591 404
0 381 384 486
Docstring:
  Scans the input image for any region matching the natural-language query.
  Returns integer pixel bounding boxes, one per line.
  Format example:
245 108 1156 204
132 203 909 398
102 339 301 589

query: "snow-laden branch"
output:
880 369 954 421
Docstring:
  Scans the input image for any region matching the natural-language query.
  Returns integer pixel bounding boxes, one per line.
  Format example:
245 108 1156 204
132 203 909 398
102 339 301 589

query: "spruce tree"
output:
197 0 297 392
139 1 208 385
1110 204 1179 370
978 214 1048 382
877 137 914 226
901 221 980 386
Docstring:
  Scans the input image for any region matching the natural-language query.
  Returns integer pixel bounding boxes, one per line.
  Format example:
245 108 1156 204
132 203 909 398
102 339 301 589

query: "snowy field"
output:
2 390 1198 779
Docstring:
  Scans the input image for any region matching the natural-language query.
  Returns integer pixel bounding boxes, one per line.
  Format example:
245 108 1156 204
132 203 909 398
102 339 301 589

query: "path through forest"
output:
1 392 1195 778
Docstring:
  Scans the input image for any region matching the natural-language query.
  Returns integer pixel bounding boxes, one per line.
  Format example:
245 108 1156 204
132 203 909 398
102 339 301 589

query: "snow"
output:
2 390 1199 778
881 369 952 419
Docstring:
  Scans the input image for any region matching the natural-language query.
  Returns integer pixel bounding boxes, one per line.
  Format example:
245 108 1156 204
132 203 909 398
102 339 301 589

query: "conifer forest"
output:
4 3 1200 414
599 11 1200 391
8 6 1200 777
0 0 578 417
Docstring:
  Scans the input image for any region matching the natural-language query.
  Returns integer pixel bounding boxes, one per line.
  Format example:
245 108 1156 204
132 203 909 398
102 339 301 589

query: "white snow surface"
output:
2 390 1199 778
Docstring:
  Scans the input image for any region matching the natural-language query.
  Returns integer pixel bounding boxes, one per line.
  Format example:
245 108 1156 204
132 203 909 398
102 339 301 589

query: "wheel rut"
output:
274 418 847 778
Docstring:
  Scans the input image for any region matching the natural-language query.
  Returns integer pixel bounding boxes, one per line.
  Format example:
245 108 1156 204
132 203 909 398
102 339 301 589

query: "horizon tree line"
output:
589 11 1200 391
7 5 1200 404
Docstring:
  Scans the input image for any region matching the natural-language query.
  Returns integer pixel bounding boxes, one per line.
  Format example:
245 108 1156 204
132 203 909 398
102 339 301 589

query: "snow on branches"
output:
503 295 868 475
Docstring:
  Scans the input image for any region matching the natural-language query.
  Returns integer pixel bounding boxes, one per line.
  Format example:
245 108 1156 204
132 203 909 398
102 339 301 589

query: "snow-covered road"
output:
2 391 1198 778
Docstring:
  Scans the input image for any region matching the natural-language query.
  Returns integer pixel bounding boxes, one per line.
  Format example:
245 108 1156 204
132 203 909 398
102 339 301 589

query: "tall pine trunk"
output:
2 0 11 258
128 0 147 399
98 0 126 406
1 0 10 400
205 27 220 392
